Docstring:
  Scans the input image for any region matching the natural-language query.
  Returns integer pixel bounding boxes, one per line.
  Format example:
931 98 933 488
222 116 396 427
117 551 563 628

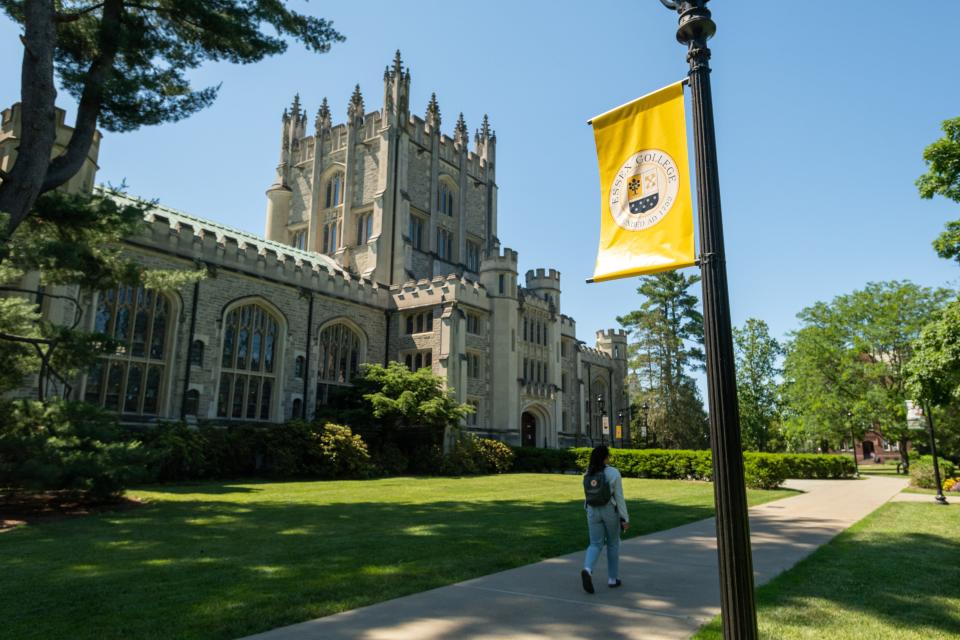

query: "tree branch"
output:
0 0 58 246
42 0 124 192
55 2 106 23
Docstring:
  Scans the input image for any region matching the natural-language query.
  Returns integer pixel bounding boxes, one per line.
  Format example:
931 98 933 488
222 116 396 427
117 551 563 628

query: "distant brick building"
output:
834 429 909 464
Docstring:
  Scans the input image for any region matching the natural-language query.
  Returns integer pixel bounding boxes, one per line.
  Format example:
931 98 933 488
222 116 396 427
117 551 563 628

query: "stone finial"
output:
455 112 469 148
480 114 492 140
290 93 304 123
315 97 331 133
347 84 365 125
392 49 404 77
425 92 441 130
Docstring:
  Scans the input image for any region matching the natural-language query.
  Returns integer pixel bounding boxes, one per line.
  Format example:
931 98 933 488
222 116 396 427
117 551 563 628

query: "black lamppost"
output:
923 402 949 505
597 393 606 445
641 401 650 448
659 2 757 637
846 410 860 478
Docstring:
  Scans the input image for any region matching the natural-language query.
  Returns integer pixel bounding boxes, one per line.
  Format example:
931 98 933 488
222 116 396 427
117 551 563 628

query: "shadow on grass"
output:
698 505 960 639
0 490 716 640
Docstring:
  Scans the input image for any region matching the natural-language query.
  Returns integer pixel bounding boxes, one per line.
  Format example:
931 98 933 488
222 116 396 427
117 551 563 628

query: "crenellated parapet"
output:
114 191 392 308
390 273 488 311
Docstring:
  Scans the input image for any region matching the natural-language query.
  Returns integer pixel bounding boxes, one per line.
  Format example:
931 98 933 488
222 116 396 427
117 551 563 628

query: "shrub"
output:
136 422 208 481
511 446 578 473
910 455 957 489
0 400 150 499
743 454 789 490
371 442 409 476
475 438 515 474
316 423 372 479
563 448 854 488
441 436 481 475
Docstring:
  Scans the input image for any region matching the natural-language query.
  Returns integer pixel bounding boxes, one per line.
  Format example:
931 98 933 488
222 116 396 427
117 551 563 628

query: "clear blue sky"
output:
1 1 958 350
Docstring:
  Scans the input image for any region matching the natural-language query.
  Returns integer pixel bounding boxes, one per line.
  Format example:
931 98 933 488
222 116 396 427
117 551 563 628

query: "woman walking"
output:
580 445 629 593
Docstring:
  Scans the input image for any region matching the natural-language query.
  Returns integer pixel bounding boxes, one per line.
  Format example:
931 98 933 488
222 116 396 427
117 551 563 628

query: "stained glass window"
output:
85 285 171 415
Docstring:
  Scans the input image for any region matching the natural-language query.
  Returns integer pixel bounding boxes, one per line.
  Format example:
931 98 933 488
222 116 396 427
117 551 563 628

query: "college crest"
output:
609 149 681 231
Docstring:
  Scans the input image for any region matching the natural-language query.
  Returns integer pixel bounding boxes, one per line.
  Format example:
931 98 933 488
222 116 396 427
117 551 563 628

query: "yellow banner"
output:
590 81 695 282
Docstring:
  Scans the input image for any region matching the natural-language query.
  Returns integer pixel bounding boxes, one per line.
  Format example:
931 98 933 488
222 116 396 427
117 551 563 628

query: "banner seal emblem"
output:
609 149 680 231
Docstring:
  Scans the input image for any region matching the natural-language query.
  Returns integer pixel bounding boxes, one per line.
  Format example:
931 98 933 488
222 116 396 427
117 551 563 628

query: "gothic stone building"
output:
0 53 627 448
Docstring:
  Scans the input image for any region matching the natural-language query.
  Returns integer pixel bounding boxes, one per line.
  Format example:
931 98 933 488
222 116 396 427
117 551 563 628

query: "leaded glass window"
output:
315 322 365 407
85 285 171 415
217 302 281 421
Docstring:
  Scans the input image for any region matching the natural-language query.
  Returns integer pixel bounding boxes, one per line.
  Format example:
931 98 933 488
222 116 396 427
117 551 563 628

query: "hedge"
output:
512 447 855 489
910 455 957 489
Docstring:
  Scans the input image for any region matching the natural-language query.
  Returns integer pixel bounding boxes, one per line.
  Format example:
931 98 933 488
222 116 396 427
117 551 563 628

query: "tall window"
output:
466 313 481 335
217 302 280 420
356 213 373 245
405 311 434 334
438 182 455 216
467 399 479 426
291 229 307 250
322 220 340 255
437 227 454 261
316 323 365 408
325 172 344 208
86 285 171 415
468 352 481 379
498 274 505 295
409 215 425 250
404 350 432 371
466 240 481 272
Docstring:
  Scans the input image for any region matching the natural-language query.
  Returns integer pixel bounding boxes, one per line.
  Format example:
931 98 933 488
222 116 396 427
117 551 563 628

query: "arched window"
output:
185 389 200 416
438 182 455 216
316 322 366 406
217 301 281 421
292 398 303 419
85 285 172 415
325 172 344 208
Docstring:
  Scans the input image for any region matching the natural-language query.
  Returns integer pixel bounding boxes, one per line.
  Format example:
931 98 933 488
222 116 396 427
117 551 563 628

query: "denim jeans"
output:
583 502 620 580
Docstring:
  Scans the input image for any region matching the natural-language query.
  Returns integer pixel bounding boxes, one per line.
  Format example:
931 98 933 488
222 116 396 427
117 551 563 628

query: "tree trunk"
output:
899 437 910 474
0 1 58 249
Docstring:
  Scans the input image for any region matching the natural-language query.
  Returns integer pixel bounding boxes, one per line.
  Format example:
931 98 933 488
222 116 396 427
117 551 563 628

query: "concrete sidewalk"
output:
242 476 908 640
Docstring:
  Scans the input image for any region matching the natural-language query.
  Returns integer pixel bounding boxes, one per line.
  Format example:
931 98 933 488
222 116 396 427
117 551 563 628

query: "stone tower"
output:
263 51 498 287
480 246 520 436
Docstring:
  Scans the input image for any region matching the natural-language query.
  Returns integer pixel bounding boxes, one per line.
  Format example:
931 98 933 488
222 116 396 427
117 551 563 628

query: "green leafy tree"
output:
733 318 783 452
783 281 950 466
0 0 344 243
618 271 708 449
349 362 473 445
906 299 960 459
0 189 203 398
917 117 960 265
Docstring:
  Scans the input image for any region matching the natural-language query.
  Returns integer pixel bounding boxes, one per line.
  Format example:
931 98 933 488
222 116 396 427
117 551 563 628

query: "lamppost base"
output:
935 494 949 505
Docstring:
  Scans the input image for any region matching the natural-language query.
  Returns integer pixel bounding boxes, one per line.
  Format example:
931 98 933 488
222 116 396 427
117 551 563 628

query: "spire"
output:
347 84 365 125
392 49 404 77
480 114 492 140
425 92 441 130
315 97 331 133
454 112 469 148
290 93 302 120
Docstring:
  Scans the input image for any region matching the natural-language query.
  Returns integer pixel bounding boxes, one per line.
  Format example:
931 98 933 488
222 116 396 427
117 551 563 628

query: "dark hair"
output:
588 445 609 475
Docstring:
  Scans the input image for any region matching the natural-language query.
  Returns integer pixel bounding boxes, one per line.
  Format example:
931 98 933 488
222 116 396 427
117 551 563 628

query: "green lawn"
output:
0 475 790 640
694 502 960 639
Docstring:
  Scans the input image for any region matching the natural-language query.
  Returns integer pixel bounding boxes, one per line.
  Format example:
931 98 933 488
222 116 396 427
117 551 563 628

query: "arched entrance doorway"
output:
861 440 875 460
521 412 536 447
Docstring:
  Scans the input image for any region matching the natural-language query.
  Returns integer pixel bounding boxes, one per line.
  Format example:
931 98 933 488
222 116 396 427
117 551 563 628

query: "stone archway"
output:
521 412 537 447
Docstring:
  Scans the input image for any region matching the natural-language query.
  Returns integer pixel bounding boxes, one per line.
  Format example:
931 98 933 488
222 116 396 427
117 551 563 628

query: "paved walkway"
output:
243 476 908 640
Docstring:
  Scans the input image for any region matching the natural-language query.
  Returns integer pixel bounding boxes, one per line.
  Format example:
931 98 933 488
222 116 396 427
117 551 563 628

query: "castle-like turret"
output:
524 268 561 313
595 329 628 362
